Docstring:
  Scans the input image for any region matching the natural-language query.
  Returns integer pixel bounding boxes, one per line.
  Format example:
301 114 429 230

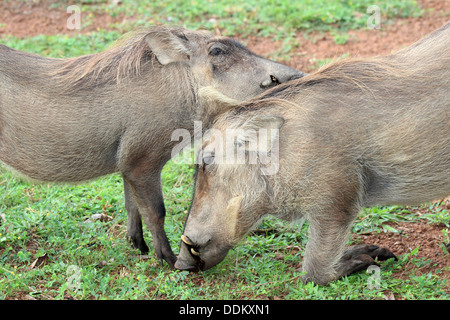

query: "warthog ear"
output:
237 115 285 153
145 29 191 65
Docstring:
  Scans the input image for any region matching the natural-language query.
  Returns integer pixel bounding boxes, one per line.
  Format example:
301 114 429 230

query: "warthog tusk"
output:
190 248 200 256
181 235 193 246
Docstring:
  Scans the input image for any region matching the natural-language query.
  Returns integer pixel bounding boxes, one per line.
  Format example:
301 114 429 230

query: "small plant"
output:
331 30 350 45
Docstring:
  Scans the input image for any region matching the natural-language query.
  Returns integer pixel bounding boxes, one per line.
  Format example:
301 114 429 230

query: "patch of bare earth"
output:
355 200 450 294
246 0 450 71
0 0 128 37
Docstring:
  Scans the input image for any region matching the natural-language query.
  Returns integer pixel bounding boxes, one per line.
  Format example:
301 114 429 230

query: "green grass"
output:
1 0 422 63
1 160 449 300
0 31 121 58
47 0 421 38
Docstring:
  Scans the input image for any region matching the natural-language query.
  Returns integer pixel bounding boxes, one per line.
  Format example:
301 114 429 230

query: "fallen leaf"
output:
30 253 49 270
85 213 113 223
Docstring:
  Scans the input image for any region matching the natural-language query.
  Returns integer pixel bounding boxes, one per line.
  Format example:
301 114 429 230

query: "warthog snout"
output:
175 234 231 272
174 237 200 272
259 65 306 89
176 193 245 272
260 75 281 88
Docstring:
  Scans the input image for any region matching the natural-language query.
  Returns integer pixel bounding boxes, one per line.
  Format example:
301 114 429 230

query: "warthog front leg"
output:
302 208 397 285
123 174 177 269
301 210 356 286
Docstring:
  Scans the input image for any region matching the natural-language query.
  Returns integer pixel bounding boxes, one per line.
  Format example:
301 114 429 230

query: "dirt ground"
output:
1 0 449 295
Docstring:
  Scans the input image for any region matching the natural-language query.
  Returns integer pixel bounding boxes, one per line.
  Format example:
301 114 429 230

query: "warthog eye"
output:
209 47 225 56
202 153 215 166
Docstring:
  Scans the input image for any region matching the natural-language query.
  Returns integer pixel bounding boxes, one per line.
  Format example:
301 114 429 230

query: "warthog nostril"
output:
260 75 281 88
270 75 280 84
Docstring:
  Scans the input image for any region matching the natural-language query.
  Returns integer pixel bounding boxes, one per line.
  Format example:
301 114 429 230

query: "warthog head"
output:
146 27 305 101
175 100 284 271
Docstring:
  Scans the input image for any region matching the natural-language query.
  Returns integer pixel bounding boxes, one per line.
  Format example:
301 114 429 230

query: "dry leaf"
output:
85 213 113 223
30 253 49 270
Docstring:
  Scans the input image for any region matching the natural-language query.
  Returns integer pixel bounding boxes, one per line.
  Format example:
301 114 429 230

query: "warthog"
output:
0 26 304 268
176 22 450 285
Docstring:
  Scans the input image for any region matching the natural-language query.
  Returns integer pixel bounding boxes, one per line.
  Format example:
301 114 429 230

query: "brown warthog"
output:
176 22 450 285
0 26 304 268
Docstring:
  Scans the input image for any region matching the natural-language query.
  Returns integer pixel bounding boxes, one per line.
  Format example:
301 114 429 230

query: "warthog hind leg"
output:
124 179 150 253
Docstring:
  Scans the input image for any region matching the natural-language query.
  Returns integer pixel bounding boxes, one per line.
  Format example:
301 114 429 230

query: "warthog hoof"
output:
128 231 176 269
338 244 397 277
154 240 177 270
158 253 177 270
128 233 150 254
